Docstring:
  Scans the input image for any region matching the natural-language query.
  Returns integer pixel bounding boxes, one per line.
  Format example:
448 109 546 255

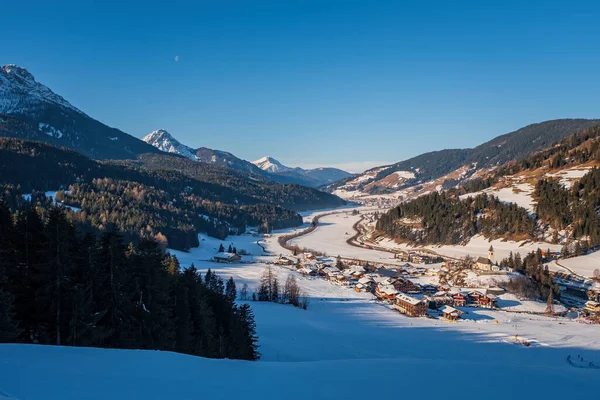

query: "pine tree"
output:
225 277 237 303
172 280 193 353
237 304 260 360
227 244 233 253
271 276 280 303
0 200 20 342
218 244 225 253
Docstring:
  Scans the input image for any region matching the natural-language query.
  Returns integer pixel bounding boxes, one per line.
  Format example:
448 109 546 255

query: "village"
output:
263 245 600 324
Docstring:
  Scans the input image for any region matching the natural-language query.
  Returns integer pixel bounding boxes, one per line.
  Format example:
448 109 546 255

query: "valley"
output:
2 66 600 399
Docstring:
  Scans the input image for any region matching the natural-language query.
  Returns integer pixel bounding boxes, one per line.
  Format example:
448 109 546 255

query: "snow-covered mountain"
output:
142 134 351 187
326 119 600 202
0 65 82 115
252 156 352 186
142 130 266 176
0 64 160 159
142 129 199 160
252 156 291 173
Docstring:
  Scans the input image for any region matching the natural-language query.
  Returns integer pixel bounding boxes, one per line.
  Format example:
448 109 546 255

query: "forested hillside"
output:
327 119 598 195
0 203 259 360
376 192 535 244
0 139 344 250
377 123 600 250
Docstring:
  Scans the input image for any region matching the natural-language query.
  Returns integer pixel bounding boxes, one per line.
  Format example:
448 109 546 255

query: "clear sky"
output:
2 0 600 172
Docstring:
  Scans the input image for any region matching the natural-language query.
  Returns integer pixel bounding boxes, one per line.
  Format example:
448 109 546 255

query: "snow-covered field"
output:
2 208 600 399
288 212 400 264
2 338 599 400
376 234 562 262
546 166 593 188
548 251 600 278
459 183 536 214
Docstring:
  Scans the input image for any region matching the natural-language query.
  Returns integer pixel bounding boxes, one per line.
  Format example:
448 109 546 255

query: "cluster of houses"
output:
276 253 502 321
425 287 501 310
394 250 443 265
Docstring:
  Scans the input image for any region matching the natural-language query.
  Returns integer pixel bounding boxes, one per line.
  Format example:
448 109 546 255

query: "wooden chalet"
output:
432 291 454 306
440 305 463 321
393 278 421 294
452 292 467 307
213 252 242 263
276 257 294 266
478 293 498 308
393 293 428 317
375 284 399 302
468 290 484 304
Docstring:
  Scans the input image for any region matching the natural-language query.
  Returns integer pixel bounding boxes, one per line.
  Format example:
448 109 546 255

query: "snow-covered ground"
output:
546 166 593 188
376 234 562 262
3 208 600 399
547 251 600 279
460 183 536 214
21 190 81 212
2 339 599 400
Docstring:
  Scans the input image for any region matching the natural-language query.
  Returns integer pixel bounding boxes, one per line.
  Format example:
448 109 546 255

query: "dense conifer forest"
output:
376 192 535 244
0 202 260 360
0 138 344 250
378 124 600 248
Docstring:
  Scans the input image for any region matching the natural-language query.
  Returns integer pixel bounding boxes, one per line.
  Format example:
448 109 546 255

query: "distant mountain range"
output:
142 130 352 187
0 64 350 188
326 119 600 200
251 156 352 187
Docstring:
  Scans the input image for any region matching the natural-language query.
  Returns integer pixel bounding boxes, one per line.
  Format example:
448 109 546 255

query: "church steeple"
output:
488 245 495 264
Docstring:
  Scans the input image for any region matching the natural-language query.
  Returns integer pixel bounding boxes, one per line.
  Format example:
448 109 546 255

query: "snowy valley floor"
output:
2 208 600 399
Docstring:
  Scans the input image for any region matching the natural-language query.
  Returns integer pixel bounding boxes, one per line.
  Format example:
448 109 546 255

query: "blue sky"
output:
2 0 600 172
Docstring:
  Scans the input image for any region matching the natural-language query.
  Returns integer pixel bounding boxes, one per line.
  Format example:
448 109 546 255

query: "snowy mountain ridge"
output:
0 64 161 159
0 64 82 115
142 129 199 161
142 131 351 187
252 156 291 173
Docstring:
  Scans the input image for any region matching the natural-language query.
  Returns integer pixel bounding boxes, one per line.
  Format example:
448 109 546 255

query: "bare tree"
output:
283 275 302 306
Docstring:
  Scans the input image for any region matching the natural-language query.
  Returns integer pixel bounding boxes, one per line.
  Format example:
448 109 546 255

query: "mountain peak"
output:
142 129 198 161
1 64 35 81
252 156 290 173
0 64 82 114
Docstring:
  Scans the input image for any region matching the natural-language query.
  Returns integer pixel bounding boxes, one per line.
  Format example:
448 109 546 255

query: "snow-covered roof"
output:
440 305 462 315
395 293 424 306
213 252 240 260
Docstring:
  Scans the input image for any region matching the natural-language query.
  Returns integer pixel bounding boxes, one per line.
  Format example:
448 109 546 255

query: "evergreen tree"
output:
225 277 237 303
218 244 225 253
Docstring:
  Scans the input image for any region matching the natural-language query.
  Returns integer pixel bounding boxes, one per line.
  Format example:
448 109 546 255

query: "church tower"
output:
488 245 495 264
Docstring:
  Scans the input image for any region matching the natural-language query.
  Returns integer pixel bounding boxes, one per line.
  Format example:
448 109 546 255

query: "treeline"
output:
376 192 535 244
0 138 336 250
0 202 259 360
497 124 600 177
500 250 560 301
536 167 600 246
